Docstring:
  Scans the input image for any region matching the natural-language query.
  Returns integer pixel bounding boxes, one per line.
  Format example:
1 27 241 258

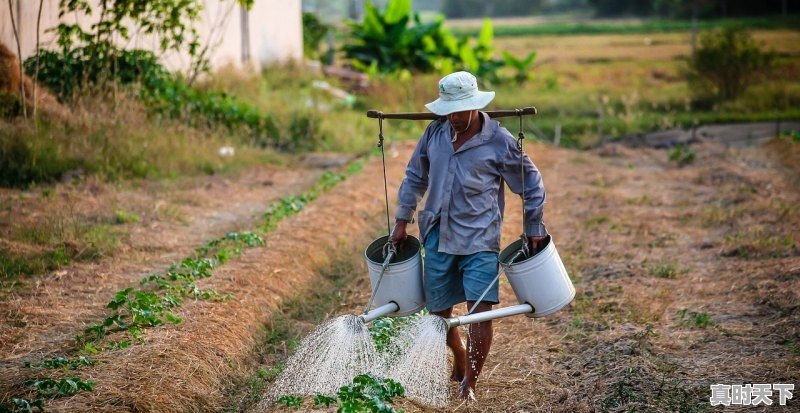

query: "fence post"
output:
554 123 561 146
597 108 604 145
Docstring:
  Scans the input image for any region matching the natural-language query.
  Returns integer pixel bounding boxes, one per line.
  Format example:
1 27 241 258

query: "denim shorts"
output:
423 224 500 312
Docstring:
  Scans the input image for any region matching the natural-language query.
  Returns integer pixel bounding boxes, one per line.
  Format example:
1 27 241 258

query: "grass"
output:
450 16 800 38
676 309 714 329
647 259 685 279
722 228 796 259
0 94 276 188
1 213 123 280
765 134 800 184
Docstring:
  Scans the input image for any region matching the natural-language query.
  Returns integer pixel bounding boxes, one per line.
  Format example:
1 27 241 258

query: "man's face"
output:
447 110 475 132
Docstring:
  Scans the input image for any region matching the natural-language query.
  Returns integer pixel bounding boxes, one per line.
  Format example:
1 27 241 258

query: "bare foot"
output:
457 379 477 401
450 367 464 383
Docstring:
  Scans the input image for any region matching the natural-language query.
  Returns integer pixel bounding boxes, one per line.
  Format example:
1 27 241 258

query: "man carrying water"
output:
390 71 547 401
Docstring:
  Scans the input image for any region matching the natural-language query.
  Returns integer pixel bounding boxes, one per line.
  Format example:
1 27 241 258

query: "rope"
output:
517 110 529 257
377 115 392 244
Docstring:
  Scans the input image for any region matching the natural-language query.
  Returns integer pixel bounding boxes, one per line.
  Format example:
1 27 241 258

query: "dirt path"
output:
0 165 322 360
418 140 799 412
259 139 798 412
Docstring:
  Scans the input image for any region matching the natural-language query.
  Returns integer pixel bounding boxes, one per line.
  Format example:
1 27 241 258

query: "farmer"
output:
390 71 547 401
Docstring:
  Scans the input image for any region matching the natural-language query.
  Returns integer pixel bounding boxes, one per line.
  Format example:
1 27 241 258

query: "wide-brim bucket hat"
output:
425 71 495 116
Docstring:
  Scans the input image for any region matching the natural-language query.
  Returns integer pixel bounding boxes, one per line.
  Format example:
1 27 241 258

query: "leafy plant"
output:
676 309 713 329
24 356 94 370
668 145 696 166
303 12 330 60
113 210 140 224
368 317 397 351
602 367 642 410
47 0 253 86
782 130 800 143
276 395 303 407
342 0 503 80
24 377 95 398
1 397 45 412
688 27 774 101
646 259 685 279
337 374 404 413
314 394 337 408
502 51 537 85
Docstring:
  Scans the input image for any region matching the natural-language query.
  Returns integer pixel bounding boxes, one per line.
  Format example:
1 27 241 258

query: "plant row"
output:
277 374 404 413
0 163 364 412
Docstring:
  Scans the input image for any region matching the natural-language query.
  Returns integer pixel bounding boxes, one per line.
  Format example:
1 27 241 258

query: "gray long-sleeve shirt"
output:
396 112 547 255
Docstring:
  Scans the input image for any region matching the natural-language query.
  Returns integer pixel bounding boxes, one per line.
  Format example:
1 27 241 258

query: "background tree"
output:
6 0 26 119
687 27 774 101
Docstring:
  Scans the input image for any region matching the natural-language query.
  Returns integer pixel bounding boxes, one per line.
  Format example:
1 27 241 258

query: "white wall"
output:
0 0 302 72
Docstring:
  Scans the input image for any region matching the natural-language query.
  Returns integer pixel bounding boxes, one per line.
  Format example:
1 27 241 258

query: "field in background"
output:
445 15 800 36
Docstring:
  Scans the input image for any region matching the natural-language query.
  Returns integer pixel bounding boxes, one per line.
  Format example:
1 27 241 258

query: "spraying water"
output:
264 315 383 401
384 315 451 408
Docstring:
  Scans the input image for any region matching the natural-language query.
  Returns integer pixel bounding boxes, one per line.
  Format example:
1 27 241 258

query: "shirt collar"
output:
454 111 495 153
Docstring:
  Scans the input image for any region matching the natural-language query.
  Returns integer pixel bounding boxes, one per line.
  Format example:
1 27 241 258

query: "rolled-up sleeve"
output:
499 136 547 237
396 129 431 222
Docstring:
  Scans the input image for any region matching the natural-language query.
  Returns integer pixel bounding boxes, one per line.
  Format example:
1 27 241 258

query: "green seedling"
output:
502 51 537 84
668 145 696 166
369 318 397 352
313 394 337 408
676 309 714 329
646 259 686 279
24 356 94 370
113 210 140 224
24 377 95 398
276 395 303 407
337 374 404 413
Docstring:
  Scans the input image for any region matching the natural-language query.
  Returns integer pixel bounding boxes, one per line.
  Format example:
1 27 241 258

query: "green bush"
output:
0 132 82 187
302 12 330 60
688 28 774 101
0 92 23 118
24 45 169 102
667 145 696 167
24 47 320 152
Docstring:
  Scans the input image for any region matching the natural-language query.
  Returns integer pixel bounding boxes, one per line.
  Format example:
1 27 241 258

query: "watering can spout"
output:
358 302 400 324
445 303 534 329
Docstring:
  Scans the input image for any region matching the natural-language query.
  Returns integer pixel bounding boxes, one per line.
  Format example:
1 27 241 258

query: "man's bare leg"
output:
432 307 466 382
459 301 493 400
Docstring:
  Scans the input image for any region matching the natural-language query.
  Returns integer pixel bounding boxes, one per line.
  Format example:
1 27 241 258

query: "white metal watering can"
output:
359 234 575 328
361 235 425 322
445 235 575 328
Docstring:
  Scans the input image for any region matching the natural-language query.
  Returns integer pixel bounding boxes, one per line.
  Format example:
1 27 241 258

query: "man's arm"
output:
391 127 431 245
499 135 547 252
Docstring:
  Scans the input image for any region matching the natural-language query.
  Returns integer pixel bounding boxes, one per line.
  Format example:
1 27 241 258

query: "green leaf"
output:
362 3 386 38
478 18 494 49
313 394 337 407
276 395 303 407
384 0 411 25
